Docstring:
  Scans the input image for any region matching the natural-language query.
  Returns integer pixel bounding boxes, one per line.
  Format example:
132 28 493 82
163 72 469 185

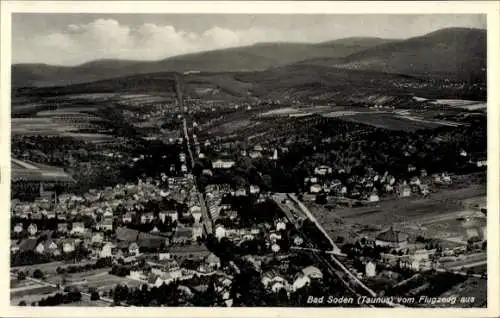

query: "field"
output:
307 180 486 245
430 99 487 111
257 105 463 132
43 268 143 293
10 279 59 305
341 112 455 131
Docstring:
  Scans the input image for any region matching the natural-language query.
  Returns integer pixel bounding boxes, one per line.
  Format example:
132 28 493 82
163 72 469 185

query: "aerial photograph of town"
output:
8 11 488 308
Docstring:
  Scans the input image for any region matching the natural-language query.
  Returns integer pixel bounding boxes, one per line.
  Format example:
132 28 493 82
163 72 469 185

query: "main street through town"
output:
181 109 213 235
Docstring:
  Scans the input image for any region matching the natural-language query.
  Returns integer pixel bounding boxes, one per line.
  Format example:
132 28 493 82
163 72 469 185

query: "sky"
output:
12 14 486 66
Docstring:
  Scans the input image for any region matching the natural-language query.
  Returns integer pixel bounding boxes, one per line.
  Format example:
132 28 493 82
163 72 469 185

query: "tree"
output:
17 271 26 281
18 300 27 306
33 269 44 279
90 291 100 301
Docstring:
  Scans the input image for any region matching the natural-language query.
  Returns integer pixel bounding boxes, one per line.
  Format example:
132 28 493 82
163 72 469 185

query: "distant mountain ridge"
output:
11 37 394 87
297 27 486 82
12 27 486 88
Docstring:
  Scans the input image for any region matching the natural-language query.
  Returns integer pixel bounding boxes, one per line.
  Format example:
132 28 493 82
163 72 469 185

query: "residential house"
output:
301 266 323 279
191 210 202 223
269 233 282 243
100 242 116 258
122 213 133 224
276 220 286 231
420 169 428 177
368 193 380 202
271 244 280 253
314 165 332 176
203 253 221 271
11 240 20 253
13 223 23 234
103 209 113 219
201 169 212 176
292 274 311 291
212 159 235 169
365 261 376 277
261 270 289 291
399 256 421 271
248 151 262 159
141 212 155 224
35 242 46 254
249 185 260 195
71 222 85 235
91 232 104 244
150 226 160 234
42 240 59 256
399 185 411 197
234 188 247 197
57 223 68 234
62 239 76 254
192 226 203 241
27 223 38 236
442 173 452 184
158 253 171 261
293 236 304 246
167 210 178 222
375 227 409 248
129 242 140 256
215 225 226 240
100 218 114 231
310 184 322 194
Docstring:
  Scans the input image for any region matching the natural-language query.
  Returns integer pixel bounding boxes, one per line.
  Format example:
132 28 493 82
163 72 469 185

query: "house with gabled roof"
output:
27 223 38 236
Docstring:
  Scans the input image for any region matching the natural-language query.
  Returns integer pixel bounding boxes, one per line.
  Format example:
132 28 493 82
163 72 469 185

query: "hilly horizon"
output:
296 27 486 82
11 36 401 88
12 27 486 89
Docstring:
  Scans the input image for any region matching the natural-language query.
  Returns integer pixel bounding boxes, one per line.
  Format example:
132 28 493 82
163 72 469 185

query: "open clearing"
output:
341 112 448 131
308 182 486 244
45 269 143 293
430 99 487 111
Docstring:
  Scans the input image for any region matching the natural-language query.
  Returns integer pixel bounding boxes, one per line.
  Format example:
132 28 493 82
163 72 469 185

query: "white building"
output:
212 159 236 169
314 165 332 176
310 184 322 194
27 223 38 236
365 261 376 278
368 193 380 202
215 225 227 240
250 185 260 194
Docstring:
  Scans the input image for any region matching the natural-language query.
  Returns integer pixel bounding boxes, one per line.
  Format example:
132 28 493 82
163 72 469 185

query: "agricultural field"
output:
10 279 59 306
340 112 448 131
45 269 143 294
430 99 487 111
308 181 486 245
206 119 262 135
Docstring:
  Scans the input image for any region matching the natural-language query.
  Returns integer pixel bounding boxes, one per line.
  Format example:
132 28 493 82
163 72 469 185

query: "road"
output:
281 193 404 308
182 112 213 235
287 193 342 254
273 194 386 306
286 194 380 297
